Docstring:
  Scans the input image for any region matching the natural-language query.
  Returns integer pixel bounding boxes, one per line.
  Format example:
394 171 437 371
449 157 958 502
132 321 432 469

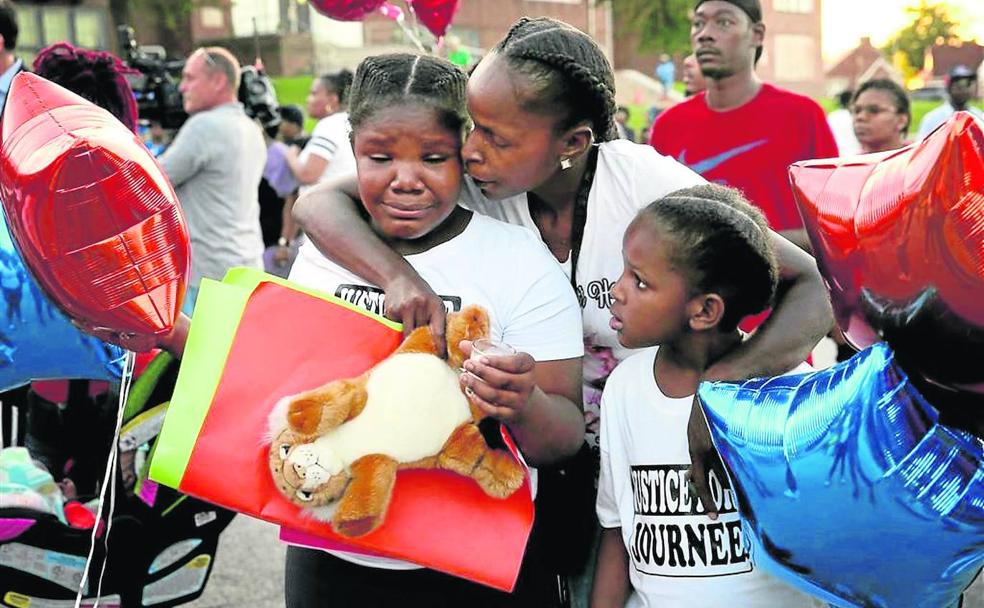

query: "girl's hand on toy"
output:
458 340 536 422
383 274 447 358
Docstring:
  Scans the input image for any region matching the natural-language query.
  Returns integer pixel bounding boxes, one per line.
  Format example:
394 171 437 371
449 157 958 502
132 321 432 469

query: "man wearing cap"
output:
916 65 983 140
648 0 837 252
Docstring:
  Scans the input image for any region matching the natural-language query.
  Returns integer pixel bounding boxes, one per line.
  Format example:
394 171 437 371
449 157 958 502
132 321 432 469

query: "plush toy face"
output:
266 305 526 536
269 428 350 506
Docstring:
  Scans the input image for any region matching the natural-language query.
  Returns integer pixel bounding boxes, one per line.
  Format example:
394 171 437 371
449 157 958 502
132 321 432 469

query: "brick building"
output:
823 36 904 97
360 0 612 61
614 0 826 98
12 0 234 64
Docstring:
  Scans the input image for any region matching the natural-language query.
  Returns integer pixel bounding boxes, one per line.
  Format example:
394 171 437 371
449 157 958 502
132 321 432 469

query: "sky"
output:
821 0 984 63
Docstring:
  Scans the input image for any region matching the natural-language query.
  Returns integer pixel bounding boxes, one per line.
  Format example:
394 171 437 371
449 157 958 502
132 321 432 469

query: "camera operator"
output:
159 46 265 315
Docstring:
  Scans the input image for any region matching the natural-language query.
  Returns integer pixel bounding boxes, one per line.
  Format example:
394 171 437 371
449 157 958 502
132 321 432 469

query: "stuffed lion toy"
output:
267 305 527 537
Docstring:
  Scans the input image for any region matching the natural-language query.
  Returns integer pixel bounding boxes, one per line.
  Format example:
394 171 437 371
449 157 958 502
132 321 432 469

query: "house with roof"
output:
824 36 903 97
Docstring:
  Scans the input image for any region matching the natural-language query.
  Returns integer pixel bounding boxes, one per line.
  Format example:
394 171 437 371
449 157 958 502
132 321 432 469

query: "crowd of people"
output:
0 0 981 606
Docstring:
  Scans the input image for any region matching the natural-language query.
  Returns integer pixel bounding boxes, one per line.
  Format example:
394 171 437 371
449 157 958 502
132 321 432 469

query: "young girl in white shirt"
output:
285 53 585 607
592 184 823 608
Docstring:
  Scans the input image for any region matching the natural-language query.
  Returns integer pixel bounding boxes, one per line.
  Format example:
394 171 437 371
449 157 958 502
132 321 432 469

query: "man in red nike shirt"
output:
649 0 837 251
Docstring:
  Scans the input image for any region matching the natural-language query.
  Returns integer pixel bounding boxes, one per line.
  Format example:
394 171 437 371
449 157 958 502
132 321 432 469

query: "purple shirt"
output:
264 141 300 198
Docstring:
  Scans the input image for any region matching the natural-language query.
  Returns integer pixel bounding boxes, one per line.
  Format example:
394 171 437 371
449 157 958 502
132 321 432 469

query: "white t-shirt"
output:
297 111 356 194
826 108 861 156
462 139 704 448
289 211 584 570
916 103 984 140
597 348 822 608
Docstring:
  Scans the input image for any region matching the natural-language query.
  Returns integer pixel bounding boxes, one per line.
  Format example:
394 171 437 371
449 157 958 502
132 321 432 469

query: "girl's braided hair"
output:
642 184 779 331
492 17 618 141
348 53 469 138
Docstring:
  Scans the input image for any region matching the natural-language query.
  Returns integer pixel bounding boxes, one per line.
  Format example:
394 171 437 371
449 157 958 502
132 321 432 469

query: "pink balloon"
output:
409 0 459 38
378 2 404 21
309 0 388 21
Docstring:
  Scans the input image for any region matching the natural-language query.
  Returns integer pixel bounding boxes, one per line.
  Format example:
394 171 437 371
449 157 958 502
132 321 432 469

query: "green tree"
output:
602 0 693 55
109 0 197 56
882 1 959 72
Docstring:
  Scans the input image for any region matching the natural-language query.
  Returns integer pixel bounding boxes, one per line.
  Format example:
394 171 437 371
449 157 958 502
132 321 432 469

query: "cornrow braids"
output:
320 68 355 106
348 53 469 139
641 184 779 331
493 17 618 141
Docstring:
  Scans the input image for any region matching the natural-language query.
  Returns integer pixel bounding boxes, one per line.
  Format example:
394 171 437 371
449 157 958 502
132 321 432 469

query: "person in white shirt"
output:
280 69 357 257
0 0 24 116
593 183 822 608
827 89 861 156
285 53 584 608
285 69 356 193
916 65 984 140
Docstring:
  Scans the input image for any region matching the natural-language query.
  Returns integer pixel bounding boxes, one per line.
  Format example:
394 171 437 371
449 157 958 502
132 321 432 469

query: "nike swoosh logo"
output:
678 139 768 174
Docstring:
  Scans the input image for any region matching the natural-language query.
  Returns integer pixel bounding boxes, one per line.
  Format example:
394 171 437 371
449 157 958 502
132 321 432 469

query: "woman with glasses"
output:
851 79 911 154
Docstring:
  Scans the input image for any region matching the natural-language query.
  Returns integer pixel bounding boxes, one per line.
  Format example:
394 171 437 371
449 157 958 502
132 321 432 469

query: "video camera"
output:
118 25 281 132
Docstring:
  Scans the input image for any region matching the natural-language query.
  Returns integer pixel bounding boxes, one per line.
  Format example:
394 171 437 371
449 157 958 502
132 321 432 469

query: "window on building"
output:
41 8 71 44
15 6 41 48
773 34 816 81
75 10 106 49
773 0 814 13
200 6 225 29
13 5 110 53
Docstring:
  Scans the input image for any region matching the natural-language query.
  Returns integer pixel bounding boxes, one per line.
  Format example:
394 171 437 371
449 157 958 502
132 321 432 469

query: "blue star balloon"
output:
0 204 125 391
698 342 984 608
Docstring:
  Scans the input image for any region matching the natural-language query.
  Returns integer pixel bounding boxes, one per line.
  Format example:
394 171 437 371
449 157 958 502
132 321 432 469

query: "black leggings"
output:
284 522 564 608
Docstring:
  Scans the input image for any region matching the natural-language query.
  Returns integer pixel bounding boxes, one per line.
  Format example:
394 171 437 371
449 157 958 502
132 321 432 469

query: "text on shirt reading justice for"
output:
630 464 751 577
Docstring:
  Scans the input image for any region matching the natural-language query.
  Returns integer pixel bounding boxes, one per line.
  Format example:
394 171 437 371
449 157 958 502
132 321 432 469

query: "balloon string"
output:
397 2 427 52
74 349 135 608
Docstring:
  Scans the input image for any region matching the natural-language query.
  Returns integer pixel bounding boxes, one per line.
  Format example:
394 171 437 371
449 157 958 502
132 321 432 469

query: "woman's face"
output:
852 88 907 153
461 55 570 200
353 104 463 241
306 80 336 120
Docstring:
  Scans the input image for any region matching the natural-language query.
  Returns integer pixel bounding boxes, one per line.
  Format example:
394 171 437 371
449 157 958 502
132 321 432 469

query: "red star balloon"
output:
309 0 389 21
409 0 459 38
0 72 189 342
790 112 984 392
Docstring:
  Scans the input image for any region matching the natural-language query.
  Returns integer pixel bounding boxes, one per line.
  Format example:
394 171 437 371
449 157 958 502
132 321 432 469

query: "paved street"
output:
188 516 285 608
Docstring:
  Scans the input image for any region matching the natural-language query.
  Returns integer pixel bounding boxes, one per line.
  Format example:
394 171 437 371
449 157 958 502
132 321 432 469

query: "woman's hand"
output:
383 274 448 358
72 313 190 359
458 340 536 423
273 244 291 266
686 396 726 520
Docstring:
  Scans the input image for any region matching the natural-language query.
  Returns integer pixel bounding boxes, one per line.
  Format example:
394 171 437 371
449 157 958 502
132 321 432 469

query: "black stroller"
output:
0 353 235 607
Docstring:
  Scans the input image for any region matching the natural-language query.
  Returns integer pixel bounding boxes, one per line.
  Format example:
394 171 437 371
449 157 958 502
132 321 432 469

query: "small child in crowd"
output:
591 184 823 608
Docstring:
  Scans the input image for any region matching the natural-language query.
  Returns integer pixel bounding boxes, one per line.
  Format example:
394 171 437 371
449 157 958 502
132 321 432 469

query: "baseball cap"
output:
948 64 977 82
694 0 763 23
693 0 764 63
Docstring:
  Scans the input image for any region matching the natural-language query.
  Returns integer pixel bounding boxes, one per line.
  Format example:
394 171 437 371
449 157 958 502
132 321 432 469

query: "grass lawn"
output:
272 75 316 130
